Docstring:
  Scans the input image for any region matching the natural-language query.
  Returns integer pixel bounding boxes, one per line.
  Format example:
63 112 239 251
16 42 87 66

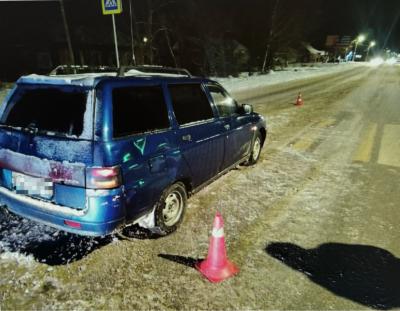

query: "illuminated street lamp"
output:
366 41 376 61
353 34 366 61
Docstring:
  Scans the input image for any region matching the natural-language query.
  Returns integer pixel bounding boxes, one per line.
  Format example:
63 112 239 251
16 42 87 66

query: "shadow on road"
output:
158 254 201 268
266 242 400 310
0 208 113 266
16 233 113 266
118 224 163 240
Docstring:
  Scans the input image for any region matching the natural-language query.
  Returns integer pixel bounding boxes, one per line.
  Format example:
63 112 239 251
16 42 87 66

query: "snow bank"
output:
0 248 36 267
216 63 359 94
0 87 12 106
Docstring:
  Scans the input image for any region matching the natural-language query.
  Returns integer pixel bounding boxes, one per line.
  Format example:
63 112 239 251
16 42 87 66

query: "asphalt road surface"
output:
1 64 400 310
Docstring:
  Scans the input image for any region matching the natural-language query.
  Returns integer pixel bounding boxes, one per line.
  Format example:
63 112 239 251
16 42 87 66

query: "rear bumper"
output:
0 186 126 236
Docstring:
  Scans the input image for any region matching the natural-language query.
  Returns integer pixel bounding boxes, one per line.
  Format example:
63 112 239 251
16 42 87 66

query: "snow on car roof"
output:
17 72 205 87
17 73 118 87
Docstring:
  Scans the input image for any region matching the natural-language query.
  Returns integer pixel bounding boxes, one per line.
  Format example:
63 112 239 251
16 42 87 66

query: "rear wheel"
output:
245 132 262 166
152 182 187 235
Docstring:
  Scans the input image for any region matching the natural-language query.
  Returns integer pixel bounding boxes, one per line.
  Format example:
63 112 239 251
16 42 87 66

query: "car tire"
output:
245 131 263 166
151 182 187 236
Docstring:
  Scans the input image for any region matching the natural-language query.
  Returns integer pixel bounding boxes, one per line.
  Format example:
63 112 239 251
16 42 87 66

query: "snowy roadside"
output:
0 64 359 104
216 63 360 94
0 84 13 105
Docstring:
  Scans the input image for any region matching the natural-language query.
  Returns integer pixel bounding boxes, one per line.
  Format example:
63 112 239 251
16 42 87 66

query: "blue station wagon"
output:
0 66 267 236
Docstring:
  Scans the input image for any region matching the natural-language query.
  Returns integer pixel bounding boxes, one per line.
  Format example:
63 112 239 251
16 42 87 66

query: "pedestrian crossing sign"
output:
101 0 122 15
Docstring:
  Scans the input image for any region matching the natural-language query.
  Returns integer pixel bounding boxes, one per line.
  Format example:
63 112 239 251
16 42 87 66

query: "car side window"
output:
208 85 238 117
168 84 214 125
112 85 170 138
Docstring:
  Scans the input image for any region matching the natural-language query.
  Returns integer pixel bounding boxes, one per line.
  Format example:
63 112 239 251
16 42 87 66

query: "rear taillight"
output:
64 220 82 229
86 166 121 189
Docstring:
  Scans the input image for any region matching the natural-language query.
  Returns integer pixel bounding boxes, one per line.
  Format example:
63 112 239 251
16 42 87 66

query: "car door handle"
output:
224 124 231 130
182 134 192 141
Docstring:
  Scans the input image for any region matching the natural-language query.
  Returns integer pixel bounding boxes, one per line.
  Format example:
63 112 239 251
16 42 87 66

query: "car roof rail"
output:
49 65 117 76
49 64 192 78
118 65 192 77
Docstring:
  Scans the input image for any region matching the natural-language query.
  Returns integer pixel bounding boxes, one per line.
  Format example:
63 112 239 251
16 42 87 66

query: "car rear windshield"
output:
2 86 88 137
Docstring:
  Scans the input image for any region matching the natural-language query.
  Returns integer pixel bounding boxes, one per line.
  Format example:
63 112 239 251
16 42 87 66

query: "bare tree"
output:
163 27 178 67
262 0 280 72
59 0 75 66
261 0 316 71
137 0 175 65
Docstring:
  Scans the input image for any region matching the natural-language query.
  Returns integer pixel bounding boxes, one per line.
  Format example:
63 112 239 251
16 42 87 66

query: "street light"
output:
366 41 376 61
353 34 366 61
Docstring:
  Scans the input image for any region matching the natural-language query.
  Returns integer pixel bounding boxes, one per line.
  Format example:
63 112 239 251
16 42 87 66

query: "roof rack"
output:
118 65 191 77
49 65 117 76
49 64 192 78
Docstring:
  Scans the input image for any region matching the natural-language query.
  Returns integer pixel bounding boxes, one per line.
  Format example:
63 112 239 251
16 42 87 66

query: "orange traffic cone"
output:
196 212 239 283
295 92 303 106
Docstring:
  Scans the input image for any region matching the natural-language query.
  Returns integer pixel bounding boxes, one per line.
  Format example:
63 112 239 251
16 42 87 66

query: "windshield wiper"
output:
24 123 39 135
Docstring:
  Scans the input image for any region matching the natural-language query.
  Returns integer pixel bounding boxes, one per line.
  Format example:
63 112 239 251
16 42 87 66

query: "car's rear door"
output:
167 83 225 187
0 84 94 210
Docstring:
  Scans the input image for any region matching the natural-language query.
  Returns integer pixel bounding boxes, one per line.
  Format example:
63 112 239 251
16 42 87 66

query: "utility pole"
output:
352 35 365 62
59 0 75 66
366 41 376 61
129 0 137 65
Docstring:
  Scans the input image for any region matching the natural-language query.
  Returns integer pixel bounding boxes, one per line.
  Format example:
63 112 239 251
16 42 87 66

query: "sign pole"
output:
101 0 122 67
111 14 120 68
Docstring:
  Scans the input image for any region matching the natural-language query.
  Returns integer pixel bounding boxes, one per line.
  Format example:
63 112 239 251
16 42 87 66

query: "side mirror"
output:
241 103 253 114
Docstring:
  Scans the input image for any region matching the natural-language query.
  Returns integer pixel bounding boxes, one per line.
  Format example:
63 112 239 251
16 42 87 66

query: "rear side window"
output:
168 84 213 125
112 85 169 138
3 87 87 137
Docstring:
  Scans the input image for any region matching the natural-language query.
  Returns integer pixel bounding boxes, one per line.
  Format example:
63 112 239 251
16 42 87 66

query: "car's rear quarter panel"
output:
92 131 190 221
93 79 195 221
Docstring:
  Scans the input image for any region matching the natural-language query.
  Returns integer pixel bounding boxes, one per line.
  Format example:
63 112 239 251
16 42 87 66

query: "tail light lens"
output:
64 220 82 229
86 166 121 189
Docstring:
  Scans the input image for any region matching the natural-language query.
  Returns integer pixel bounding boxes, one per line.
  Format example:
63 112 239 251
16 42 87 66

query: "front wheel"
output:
152 182 187 236
245 132 263 166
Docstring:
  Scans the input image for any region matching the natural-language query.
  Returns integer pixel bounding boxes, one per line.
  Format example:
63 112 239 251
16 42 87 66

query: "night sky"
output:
321 0 400 49
0 0 398 47
0 0 399 79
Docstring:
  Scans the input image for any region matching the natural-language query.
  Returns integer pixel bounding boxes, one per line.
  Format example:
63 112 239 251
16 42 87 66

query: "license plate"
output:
12 172 53 199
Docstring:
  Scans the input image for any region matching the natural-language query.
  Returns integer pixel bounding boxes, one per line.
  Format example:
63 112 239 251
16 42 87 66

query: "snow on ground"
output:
0 64 357 103
0 62 358 265
216 63 358 93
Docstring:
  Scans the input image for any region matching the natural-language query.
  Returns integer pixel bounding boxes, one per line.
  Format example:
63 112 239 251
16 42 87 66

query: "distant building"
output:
325 35 353 60
303 43 328 62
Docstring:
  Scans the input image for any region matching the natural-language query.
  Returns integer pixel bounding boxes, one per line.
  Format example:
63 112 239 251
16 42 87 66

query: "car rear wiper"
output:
22 123 39 135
